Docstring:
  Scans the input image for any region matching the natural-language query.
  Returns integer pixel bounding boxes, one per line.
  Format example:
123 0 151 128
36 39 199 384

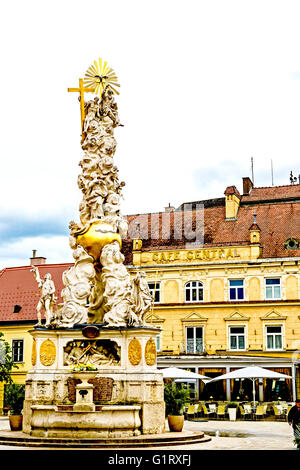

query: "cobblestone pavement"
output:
178 419 296 450
0 417 297 450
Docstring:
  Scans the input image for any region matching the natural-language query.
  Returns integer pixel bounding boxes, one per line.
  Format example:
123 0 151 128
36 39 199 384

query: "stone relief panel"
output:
63 339 121 367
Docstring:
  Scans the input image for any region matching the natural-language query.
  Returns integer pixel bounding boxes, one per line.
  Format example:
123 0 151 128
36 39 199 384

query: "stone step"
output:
0 436 211 448
0 431 211 448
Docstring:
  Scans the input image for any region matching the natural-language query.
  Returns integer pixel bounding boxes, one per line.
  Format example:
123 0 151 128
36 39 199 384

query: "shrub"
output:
227 402 238 408
164 382 190 416
5 384 25 415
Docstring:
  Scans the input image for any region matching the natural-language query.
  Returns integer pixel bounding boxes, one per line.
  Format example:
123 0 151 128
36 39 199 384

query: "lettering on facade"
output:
151 247 241 264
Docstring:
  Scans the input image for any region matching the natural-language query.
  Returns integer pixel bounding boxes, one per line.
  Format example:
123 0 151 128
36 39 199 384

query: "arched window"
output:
185 281 204 302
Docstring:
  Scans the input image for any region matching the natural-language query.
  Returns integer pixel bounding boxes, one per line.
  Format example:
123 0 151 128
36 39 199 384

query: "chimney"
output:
224 186 241 219
30 250 47 266
165 203 175 213
243 177 254 195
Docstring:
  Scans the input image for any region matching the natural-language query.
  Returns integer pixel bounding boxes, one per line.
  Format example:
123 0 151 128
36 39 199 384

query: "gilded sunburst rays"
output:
84 58 120 96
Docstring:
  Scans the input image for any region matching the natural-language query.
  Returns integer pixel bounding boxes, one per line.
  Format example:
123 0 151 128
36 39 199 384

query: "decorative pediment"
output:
260 309 287 321
181 312 208 323
145 312 165 324
224 310 250 322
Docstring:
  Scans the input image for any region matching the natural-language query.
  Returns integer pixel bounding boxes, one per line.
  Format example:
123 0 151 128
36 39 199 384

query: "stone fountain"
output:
22 59 165 439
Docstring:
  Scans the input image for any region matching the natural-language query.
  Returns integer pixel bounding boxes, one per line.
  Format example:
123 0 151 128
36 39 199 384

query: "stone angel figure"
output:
31 266 57 328
132 271 153 325
100 87 121 128
83 96 101 133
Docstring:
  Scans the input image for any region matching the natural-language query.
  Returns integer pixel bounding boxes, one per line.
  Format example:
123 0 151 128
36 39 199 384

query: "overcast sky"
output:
1 0 300 269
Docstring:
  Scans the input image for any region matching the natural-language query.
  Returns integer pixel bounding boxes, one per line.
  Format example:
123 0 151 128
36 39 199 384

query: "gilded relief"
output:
31 339 37 366
39 339 56 366
128 338 142 366
145 338 156 366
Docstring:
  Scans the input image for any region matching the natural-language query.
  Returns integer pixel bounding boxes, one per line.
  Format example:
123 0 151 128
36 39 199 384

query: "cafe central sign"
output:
145 247 245 264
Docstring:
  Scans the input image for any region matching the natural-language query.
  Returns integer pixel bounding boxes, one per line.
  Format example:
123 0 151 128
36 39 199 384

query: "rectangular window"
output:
266 326 283 350
265 278 281 300
156 334 161 352
148 282 160 303
186 327 203 353
229 327 246 350
229 280 244 301
12 339 24 363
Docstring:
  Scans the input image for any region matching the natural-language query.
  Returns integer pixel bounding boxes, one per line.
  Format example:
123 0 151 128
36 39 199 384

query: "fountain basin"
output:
72 371 98 384
30 404 142 438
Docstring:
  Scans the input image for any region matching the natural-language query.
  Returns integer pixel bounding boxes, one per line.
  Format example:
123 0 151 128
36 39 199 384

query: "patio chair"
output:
217 404 226 420
194 403 199 417
263 404 268 418
253 405 264 420
239 405 251 420
202 404 215 419
208 404 217 417
273 405 285 421
186 404 196 419
244 404 252 417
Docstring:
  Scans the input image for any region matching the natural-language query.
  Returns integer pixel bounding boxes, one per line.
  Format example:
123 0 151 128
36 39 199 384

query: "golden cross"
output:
68 78 95 134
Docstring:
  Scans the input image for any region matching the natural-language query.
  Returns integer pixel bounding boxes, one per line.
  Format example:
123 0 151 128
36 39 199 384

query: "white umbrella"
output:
160 367 211 382
208 365 293 406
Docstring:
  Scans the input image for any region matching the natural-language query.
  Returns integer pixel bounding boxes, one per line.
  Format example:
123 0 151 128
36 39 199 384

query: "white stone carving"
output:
63 339 121 367
55 246 95 328
57 86 154 329
31 266 57 327
132 271 153 325
100 242 138 327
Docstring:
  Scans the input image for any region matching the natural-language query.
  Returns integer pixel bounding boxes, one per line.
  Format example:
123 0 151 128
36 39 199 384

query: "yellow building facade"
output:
130 245 300 401
125 179 300 401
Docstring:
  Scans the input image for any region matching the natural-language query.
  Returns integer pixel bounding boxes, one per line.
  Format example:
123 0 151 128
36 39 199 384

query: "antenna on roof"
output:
251 157 254 184
271 159 274 186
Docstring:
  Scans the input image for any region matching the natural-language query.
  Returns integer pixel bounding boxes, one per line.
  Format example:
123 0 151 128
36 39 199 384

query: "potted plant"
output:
227 402 238 421
5 383 25 431
164 382 190 432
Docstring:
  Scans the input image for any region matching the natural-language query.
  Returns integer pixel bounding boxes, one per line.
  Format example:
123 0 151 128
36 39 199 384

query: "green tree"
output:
0 332 18 384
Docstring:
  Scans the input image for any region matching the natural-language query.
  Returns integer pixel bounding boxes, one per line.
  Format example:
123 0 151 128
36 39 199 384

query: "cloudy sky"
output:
1 0 300 269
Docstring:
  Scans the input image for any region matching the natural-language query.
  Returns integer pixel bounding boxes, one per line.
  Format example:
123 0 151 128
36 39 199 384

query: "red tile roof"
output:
122 192 300 261
241 184 300 203
0 263 72 322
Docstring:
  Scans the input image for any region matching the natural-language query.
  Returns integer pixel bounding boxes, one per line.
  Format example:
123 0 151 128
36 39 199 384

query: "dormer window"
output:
13 305 22 313
284 238 299 250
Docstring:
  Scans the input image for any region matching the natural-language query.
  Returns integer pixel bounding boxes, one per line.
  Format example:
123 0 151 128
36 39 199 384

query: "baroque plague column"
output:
22 59 165 438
